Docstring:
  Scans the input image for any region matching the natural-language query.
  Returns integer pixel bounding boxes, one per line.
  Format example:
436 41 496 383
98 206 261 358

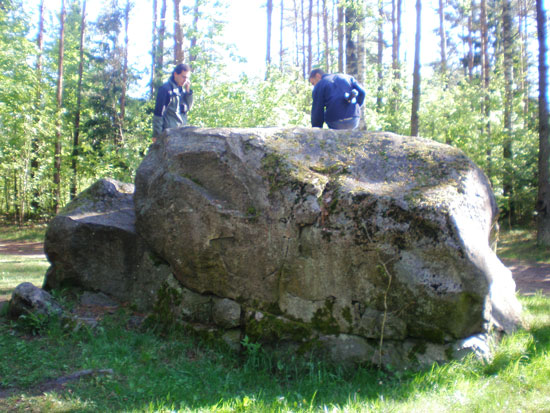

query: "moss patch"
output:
245 310 313 343
143 283 183 334
311 298 340 335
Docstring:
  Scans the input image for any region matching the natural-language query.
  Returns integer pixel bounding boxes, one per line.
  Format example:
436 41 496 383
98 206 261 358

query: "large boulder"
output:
43 178 172 311
133 127 521 364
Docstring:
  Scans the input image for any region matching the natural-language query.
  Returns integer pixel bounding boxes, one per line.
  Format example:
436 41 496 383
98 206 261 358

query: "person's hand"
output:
152 136 157 143
183 79 191 93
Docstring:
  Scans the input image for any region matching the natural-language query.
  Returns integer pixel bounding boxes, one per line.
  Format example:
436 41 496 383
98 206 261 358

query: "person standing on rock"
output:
152 63 194 142
309 68 365 130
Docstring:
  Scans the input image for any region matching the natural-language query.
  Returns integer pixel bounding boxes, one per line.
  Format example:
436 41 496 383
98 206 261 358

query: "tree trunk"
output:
174 0 184 64
53 0 66 214
301 0 306 77
438 0 447 75
376 0 384 111
267 0 273 65
280 0 284 68
480 0 492 185
35 0 45 99
337 0 344 72
71 0 86 200
157 0 167 79
31 0 45 213
356 2 365 85
519 0 529 125
502 0 514 226
189 0 199 62
150 0 157 97
536 0 550 245
345 3 357 77
118 0 130 145
322 0 329 70
307 0 312 74
410 0 421 136
467 5 473 80
293 0 300 67
391 0 401 79
391 0 402 118
316 0 320 60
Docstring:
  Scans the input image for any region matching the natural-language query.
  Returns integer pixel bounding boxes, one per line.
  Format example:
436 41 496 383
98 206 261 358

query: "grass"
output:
0 225 549 412
0 223 46 243
0 224 48 302
0 256 49 300
497 227 550 264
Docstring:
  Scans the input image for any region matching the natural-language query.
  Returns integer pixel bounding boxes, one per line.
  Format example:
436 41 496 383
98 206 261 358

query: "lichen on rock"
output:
43 127 522 368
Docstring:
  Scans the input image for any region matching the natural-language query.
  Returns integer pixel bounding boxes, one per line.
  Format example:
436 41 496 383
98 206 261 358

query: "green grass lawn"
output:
0 225 549 412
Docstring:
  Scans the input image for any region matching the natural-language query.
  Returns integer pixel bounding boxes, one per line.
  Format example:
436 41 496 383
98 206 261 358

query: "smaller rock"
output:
180 286 212 323
212 298 241 328
80 291 119 308
8 282 64 319
222 329 242 351
319 334 374 367
452 333 492 361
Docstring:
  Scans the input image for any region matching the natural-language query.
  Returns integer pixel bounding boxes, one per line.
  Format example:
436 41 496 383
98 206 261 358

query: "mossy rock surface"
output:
44 127 522 368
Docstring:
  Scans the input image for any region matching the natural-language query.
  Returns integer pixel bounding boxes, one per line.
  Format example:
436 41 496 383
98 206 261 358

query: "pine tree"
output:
536 0 550 245
410 0 422 136
53 0 66 214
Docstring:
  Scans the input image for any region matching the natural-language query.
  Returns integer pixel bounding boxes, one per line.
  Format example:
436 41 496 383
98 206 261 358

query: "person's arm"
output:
352 78 366 107
152 85 168 139
311 85 325 128
182 89 193 113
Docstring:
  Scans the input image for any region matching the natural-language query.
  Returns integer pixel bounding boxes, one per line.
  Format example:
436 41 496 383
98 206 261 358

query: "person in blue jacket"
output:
152 63 194 142
309 68 366 130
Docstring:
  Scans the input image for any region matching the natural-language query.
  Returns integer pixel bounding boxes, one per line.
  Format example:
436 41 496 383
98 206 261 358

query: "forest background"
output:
1 0 549 241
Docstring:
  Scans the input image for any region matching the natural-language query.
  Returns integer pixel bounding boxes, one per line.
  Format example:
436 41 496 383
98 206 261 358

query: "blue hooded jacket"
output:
311 73 365 128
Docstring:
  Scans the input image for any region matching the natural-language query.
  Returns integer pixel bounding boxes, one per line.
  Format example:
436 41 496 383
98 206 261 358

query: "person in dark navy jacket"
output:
309 68 365 130
152 63 193 142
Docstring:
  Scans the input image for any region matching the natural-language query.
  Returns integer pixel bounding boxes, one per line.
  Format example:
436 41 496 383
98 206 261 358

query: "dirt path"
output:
0 241 549 296
501 259 550 296
0 240 45 256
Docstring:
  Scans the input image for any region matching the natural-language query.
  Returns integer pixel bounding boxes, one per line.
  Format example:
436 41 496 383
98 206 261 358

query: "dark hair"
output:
174 63 191 74
309 68 325 79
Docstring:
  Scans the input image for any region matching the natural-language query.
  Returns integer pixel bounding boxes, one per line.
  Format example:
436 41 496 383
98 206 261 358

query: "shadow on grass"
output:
0 310 427 411
1 292 550 412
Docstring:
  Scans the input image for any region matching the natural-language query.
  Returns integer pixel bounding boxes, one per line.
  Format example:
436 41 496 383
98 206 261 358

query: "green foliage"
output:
0 0 541 228
190 66 311 128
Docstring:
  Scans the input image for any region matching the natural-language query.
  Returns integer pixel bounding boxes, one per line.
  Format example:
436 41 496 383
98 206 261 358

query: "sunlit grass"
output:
0 224 48 300
0 256 48 300
497 228 550 264
0 223 47 243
